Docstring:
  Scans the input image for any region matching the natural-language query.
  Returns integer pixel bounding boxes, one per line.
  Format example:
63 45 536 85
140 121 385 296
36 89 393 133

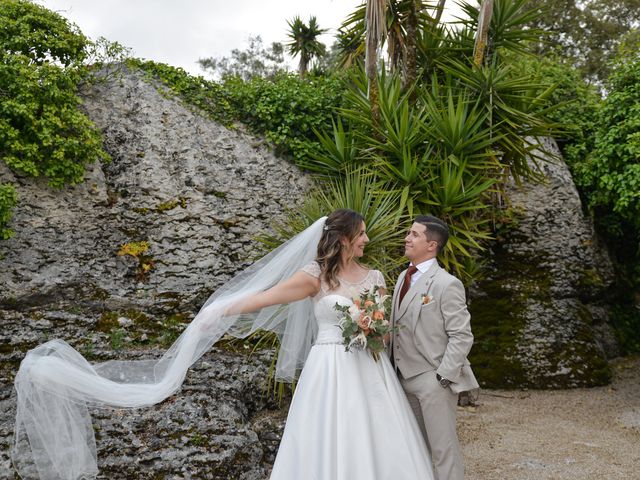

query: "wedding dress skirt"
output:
269 294 435 480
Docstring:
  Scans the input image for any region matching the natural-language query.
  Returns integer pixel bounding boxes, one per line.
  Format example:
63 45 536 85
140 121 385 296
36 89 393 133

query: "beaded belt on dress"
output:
313 341 342 345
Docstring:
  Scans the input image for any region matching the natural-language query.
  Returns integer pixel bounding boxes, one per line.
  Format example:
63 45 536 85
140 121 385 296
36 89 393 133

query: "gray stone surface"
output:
0 67 305 479
0 311 286 479
469 138 618 388
0 66 312 312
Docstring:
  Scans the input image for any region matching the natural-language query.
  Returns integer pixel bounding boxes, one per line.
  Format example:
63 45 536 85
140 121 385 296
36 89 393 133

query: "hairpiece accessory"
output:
323 225 330 231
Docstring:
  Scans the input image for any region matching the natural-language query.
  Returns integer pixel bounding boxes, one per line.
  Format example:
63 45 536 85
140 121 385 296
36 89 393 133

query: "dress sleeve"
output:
300 261 321 278
372 270 387 290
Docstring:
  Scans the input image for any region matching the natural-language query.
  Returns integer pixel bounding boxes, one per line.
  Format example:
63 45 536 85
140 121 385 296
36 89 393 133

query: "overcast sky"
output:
35 0 464 77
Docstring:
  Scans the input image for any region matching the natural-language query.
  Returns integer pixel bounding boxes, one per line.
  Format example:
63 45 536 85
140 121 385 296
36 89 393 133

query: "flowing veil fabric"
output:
12 217 327 480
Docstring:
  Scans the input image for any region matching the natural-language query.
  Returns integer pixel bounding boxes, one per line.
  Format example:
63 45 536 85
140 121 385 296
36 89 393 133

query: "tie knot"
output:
407 265 418 276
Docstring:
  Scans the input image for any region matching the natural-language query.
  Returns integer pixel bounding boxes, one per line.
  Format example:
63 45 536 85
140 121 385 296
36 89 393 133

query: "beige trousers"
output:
400 370 464 480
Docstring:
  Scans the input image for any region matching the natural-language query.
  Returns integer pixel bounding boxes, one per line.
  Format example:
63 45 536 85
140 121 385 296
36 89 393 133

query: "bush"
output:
572 54 640 290
521 56 602 169
0 0 108 185
223 73 344 161
576 57 640 227
0 0 109 236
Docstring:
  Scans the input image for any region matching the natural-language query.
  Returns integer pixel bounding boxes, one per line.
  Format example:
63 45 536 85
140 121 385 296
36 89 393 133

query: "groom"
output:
389 215 479 480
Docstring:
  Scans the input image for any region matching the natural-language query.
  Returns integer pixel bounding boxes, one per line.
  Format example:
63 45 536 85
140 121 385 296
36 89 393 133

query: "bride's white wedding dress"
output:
270 262 434 480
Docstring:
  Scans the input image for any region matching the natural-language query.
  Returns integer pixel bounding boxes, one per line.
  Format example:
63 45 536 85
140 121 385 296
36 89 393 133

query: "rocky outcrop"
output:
0 312 287 479
469 138 617 389
0 67 308 479
0 67 312 313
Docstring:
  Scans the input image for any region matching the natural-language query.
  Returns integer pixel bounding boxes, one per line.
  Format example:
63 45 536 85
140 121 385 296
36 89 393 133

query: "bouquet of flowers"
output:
334 286 396 361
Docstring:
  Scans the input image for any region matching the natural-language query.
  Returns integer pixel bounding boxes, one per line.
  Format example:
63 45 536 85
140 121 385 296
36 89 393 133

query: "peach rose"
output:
372 310 384 321
364 300 374 308
357 315 372 332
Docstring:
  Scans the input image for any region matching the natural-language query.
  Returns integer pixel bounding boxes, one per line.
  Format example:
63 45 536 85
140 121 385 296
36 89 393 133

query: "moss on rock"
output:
470 242 611 389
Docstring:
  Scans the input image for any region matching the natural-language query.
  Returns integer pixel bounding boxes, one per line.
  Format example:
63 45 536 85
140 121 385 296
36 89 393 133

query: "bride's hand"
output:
196 303 227 333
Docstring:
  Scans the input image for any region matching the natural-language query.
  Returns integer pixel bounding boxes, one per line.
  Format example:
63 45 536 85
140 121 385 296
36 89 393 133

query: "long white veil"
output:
12 216 327 480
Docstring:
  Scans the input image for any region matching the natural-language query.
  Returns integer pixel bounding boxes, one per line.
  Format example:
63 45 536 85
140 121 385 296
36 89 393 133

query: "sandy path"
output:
458 356 640 479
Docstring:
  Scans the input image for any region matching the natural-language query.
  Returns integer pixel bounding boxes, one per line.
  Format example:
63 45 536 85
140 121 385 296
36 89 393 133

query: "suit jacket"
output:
389 261 479 393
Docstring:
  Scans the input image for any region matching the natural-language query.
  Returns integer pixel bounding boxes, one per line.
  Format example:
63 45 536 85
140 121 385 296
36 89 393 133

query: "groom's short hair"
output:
414 215 449 254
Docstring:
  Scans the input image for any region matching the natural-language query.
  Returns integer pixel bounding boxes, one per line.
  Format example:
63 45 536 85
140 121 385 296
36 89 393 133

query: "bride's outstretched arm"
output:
226 271 320 315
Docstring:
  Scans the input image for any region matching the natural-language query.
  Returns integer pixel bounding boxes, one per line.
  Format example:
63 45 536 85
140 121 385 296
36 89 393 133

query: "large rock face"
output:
469 138 617 389
1 67 312 312
0 68 308 479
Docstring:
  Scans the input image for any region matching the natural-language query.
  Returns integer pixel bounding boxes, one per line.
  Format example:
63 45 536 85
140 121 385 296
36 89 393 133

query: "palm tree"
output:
305 0 559 280
338 1 435 90
286 16 327 77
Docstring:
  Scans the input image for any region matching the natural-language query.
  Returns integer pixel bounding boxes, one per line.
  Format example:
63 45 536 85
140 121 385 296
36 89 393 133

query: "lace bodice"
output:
301 261 386 344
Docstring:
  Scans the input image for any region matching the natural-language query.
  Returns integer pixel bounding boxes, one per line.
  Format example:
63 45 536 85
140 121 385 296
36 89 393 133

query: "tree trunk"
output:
473 0 494 66
403 0 419 91
298 56 308 78
433 0 447 25
366 31 380 132
365 0 386 134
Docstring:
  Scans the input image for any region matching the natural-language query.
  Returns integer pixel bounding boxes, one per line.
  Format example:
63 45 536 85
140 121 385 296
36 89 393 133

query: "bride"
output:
13 209 434 479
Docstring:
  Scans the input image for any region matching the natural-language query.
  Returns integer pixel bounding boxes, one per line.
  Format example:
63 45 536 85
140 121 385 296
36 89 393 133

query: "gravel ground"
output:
458 356 640 479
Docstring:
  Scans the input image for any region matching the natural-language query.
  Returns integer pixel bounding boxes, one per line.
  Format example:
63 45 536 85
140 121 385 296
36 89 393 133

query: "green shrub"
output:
514 55 603 169
0 0 109 186
611 304 640 354
0 0 110 235
222 73 344 161
569 54 640 290
576 57 640 227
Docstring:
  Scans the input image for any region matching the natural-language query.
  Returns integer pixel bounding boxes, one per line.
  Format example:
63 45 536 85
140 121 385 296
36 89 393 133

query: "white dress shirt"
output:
408 258 437 287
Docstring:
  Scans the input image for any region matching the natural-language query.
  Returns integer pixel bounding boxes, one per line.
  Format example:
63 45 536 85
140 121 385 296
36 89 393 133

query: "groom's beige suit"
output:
389 259 479 480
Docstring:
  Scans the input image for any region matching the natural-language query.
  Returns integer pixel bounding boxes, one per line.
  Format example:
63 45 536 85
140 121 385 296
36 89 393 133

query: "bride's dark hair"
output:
317 209 365 290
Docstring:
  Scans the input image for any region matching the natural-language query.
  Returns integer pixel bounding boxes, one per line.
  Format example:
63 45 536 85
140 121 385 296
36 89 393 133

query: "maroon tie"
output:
398 265 418 305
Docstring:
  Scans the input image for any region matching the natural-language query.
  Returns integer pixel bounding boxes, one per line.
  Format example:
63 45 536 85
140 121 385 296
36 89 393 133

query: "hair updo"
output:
316 209 365 290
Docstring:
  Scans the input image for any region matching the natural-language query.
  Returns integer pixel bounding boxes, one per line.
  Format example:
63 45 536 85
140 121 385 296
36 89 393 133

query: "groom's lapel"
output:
396 261 439 320
390 269 405 351
391 269 405 322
